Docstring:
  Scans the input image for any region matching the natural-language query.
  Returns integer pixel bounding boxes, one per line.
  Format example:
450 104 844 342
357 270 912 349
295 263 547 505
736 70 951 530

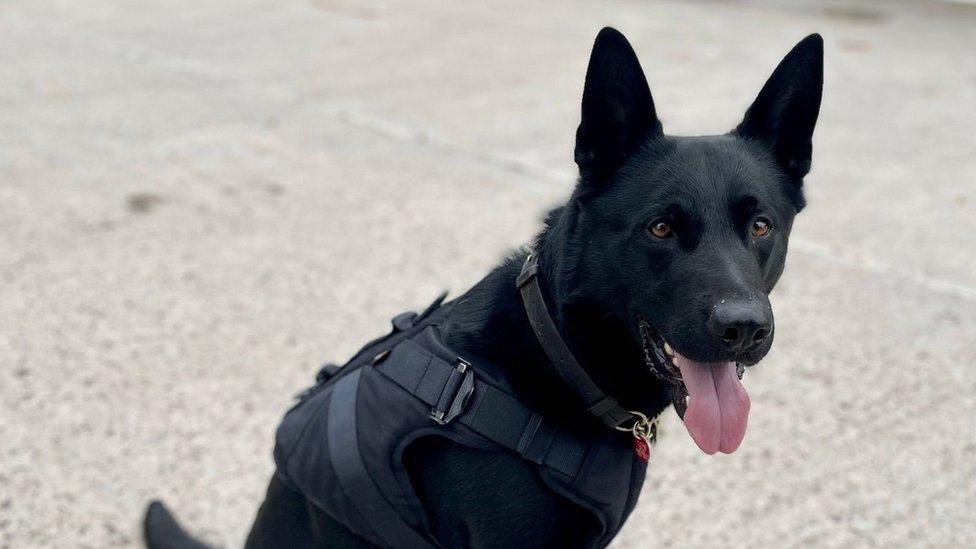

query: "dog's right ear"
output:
575 27 662 185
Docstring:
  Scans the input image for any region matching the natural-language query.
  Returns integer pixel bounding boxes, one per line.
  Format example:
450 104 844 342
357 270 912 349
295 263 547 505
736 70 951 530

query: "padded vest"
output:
274 297 647 548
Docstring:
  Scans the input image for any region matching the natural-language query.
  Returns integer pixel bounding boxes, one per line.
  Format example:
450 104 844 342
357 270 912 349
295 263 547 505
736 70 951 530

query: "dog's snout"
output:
708 300 772 354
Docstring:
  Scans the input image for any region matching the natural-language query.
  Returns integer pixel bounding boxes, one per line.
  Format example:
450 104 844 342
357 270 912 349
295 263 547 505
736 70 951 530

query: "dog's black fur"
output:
145 28 822 548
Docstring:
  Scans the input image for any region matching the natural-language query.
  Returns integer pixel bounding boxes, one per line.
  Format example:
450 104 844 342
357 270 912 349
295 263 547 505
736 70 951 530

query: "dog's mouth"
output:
638 317 751 455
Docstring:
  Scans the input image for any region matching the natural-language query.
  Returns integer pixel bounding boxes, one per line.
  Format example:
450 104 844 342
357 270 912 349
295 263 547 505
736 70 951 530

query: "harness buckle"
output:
429 358 475 425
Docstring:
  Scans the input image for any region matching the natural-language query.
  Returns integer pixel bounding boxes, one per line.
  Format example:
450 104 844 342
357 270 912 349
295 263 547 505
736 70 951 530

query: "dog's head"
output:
548 28 822 454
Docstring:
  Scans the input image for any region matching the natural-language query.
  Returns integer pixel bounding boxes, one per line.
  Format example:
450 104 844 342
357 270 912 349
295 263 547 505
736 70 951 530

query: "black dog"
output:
145 27 822 548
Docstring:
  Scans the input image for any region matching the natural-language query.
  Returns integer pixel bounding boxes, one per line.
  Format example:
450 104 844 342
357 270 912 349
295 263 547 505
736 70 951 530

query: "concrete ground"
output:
1 0 974 547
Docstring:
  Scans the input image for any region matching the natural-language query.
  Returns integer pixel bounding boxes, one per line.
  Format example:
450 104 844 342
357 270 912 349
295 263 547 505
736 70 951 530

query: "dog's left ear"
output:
575 27 662 184
735 34 823 180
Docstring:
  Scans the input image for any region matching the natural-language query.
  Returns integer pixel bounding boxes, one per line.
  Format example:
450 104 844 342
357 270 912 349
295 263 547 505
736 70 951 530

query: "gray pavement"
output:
1 0 975 547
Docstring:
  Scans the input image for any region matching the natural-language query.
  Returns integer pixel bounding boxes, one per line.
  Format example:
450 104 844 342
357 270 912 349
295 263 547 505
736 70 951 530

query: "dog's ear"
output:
575 27 662 184
735 34 823 180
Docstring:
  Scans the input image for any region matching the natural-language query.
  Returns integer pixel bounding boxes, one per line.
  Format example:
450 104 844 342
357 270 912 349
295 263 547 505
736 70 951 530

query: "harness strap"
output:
375 340 587 479
516 254 634 429
328 369 438 549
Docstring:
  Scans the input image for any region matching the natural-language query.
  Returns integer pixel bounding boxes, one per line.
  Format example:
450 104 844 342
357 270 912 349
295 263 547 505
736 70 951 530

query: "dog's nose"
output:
708 300 772 354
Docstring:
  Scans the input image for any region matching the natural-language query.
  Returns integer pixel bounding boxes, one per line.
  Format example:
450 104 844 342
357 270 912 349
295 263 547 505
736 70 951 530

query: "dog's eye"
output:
751 218 772 238
648 220 673 239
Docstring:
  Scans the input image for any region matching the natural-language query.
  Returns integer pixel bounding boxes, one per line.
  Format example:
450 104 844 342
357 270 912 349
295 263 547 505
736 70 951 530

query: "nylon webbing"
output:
374 341 586 478
327 369 438 549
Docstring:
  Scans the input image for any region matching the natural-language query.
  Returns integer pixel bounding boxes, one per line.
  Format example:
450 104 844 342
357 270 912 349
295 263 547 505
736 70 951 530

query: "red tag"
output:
633 437 650 462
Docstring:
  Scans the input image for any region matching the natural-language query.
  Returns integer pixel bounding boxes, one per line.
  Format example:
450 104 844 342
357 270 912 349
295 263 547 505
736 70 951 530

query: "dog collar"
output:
517 253 652 437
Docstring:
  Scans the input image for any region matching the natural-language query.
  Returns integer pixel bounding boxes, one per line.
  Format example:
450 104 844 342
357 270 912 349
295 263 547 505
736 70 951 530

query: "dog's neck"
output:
443 206 670 421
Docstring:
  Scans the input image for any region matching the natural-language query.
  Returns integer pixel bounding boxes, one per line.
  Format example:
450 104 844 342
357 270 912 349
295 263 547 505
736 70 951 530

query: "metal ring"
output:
613 410 650 433
634 420 653 440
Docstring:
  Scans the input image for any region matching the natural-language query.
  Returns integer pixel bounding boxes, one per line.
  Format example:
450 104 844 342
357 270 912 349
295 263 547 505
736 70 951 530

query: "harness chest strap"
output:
374 339 589 479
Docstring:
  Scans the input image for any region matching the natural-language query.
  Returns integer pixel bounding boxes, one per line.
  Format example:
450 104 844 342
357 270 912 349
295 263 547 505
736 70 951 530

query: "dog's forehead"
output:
622 135 781 207
668 137 775 196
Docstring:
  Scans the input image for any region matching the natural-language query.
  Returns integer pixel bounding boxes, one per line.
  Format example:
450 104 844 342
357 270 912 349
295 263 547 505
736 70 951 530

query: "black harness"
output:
274 256 652 548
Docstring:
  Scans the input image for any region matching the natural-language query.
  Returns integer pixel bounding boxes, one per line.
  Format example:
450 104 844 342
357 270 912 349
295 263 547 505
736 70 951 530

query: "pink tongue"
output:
675 354 751 455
